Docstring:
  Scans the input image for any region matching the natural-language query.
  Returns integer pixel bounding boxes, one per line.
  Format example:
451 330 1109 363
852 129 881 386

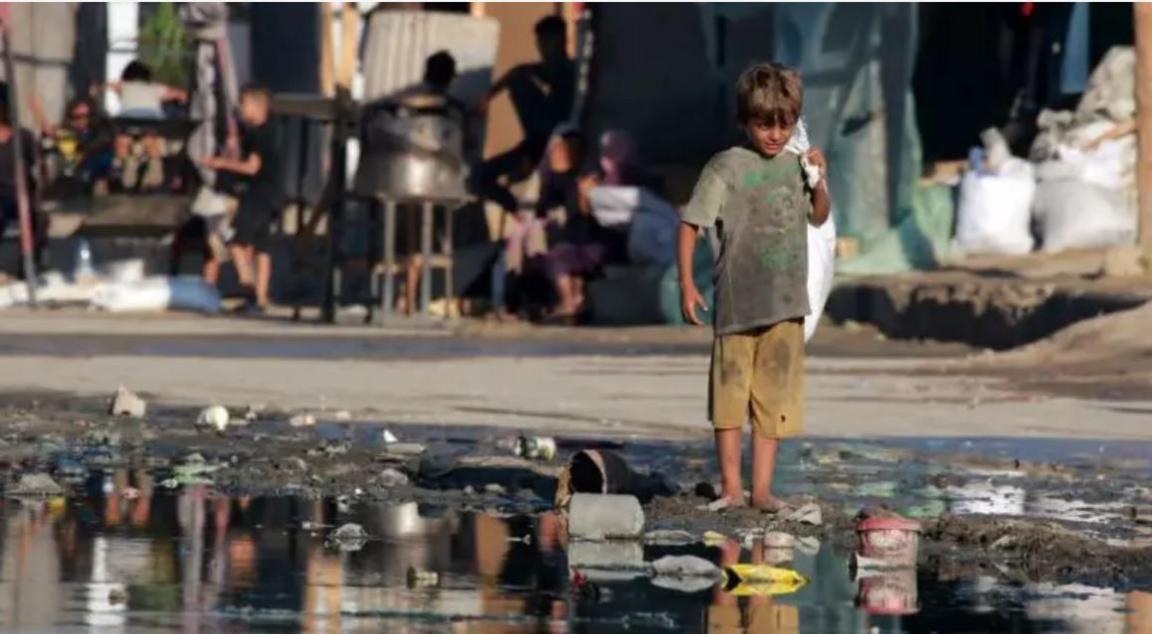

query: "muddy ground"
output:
4 388 1151 595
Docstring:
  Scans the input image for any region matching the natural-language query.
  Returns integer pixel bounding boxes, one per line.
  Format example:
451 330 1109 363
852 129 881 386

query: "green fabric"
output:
837 185 956 276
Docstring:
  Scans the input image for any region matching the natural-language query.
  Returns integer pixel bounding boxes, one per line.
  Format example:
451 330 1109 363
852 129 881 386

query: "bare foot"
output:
751 496 789 513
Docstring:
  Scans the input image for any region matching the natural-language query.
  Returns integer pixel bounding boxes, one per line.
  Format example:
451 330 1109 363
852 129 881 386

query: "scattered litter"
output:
243 404 266 423
289 413 316 428
567 493 645 540
514 435 557 461
159 478 179 489
121 487 141 500
643 529 696 546
172 462 219 486
764 531 797 549
650 554 721 579
301 520 325 531
407 567 440 588
569 541 646 582
740 528 766 550
326 523 369 552
382 429 399 443
726 580 805 597
377 468 409 487
703 496 747 512
108 387 147 418
702 530 729 547
9 473 64 497
780 502 823 526
483 483 507 496
723 564 807 589
856 509 922 567
694 481 722 500
796 536 821 556
197 406 230 433
381 442 426 457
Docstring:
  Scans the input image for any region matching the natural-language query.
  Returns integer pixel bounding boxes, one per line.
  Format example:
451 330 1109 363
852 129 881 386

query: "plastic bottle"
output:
74 238 96 279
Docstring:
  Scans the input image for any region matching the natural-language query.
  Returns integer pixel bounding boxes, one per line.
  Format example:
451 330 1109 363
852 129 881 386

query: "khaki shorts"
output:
709 319 805 438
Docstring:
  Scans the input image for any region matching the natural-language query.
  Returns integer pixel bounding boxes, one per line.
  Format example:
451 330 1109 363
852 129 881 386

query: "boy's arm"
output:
678 221 708 325
806 148 831 226
678 159 726 326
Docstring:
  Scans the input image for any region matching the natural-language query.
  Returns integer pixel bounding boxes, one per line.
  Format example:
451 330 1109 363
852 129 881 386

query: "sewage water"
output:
3 466 1151 633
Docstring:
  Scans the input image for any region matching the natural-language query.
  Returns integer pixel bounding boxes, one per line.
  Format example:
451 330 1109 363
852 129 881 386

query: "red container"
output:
856 516 922 567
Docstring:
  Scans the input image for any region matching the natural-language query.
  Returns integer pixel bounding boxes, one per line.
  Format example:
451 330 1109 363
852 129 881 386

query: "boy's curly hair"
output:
736 62 803 126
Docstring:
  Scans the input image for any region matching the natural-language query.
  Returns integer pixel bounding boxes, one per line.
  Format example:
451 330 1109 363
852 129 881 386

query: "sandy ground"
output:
0 309 1149 440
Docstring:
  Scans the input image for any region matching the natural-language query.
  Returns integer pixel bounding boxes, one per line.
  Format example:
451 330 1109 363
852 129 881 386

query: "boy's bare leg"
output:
751 434 786 511
715 428 745 505
255 252 272 307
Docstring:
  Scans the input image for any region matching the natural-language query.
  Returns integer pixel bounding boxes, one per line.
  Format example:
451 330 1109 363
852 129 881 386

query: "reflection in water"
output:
0 467 1147 632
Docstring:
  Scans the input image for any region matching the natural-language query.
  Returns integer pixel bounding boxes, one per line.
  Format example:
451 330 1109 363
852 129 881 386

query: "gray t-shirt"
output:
682 146 810 335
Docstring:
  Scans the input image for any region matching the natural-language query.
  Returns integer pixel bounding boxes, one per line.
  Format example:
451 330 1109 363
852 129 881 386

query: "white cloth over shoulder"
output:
786 118 836 343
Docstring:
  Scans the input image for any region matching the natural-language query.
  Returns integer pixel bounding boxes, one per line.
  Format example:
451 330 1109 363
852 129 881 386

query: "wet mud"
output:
0 390 1150 630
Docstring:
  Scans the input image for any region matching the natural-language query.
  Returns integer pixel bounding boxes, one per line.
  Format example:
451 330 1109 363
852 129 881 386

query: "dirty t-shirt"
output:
682 146 810 336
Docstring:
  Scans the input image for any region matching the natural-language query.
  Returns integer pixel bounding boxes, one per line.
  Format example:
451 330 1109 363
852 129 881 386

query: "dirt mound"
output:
974 301 1152 400
1006 301 1152 364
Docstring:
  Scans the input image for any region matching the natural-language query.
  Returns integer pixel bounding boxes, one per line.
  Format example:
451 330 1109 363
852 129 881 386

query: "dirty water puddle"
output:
0 468 1149 632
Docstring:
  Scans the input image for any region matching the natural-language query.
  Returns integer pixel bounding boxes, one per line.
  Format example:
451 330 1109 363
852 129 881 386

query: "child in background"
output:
678 62 830 512
201 84 282 315
107 60 187 191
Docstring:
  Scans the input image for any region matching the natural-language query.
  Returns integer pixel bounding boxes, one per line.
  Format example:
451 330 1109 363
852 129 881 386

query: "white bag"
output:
91 276 221 314
1034 178 1135 252
954 159 1036 256
785 117 837 343
805 215 837 342
191 185 232 218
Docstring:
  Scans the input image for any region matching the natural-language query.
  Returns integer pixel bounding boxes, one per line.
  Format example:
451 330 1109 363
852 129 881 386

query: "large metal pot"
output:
354 97 467 200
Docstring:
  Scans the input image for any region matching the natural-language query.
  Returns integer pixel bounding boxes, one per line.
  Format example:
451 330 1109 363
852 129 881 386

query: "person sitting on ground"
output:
200 84 282 315
538 128 604 321
42 96 114 196
472 15 575 214
103 60 188 192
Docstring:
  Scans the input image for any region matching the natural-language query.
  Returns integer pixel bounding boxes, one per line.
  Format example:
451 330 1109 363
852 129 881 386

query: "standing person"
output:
472 15 575 213
0 90 40 278
201 84 282 314
678 63 830 512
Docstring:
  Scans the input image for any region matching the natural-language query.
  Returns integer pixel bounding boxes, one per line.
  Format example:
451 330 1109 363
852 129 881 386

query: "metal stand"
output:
372 195 467 325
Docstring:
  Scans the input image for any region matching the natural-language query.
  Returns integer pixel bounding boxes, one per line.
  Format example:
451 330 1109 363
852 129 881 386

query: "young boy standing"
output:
678 63 830 511
202 84 282 314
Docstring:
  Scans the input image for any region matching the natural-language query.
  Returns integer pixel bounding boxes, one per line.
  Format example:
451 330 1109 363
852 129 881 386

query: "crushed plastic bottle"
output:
74 238 96 280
